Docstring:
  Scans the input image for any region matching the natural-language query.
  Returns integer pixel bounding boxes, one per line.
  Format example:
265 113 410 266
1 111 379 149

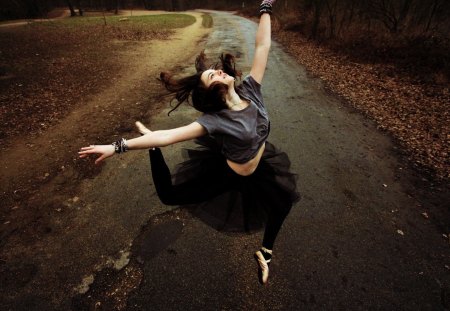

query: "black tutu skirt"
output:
169 136 300 233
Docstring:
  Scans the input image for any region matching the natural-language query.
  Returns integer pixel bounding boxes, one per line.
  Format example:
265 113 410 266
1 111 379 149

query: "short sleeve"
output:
196 113 218 134
240 75 264 106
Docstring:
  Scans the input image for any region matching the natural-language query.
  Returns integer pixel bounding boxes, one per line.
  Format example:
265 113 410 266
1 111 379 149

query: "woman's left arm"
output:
250 2 274 84
78 121 206 165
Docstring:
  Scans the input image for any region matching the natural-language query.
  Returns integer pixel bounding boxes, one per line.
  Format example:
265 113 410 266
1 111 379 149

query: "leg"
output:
149 148 228 205
262 200 292 250
255 191 292 285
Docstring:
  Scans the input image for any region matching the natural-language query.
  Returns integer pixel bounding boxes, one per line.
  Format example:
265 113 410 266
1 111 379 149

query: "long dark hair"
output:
159 51 242 115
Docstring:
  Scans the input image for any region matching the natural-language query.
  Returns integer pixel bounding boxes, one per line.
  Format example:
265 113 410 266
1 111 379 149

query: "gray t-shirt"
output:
196 75 270 163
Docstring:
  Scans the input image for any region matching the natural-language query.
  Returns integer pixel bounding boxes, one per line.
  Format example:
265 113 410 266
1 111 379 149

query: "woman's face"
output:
201 69 234 88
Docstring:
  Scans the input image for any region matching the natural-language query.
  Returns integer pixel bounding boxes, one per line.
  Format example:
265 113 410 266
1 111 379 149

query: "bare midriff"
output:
226 142 266 176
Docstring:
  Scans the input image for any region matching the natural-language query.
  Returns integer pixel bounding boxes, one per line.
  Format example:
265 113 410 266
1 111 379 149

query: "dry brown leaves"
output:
0 22 173 147
274 30 450 181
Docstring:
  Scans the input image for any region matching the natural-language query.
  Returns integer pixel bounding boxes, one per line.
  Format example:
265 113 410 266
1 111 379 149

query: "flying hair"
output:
158 51 242 115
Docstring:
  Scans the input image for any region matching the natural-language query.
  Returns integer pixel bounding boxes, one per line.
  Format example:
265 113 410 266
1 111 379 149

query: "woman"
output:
79 0 300 285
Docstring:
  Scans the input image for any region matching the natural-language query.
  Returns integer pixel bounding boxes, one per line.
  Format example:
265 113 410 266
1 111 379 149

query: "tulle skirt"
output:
170 136 300 233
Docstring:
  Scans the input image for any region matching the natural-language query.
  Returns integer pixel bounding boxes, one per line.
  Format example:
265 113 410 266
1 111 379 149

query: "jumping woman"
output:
79 0 300 285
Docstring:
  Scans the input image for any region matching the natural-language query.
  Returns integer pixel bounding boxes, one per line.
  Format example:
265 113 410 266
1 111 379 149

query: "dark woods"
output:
271 0 450 78
2 0 449 40
3 0 448 40
0 0 244 20
1 0 449 76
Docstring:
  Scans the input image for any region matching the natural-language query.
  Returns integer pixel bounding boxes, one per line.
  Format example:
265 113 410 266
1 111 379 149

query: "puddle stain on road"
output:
71 208 186 310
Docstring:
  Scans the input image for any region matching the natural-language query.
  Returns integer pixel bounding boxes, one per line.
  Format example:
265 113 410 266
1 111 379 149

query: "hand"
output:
78 144 115 165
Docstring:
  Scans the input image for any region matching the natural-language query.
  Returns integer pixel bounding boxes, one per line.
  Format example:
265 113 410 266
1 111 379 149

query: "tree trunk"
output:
66 0 77 16
425 0 439 32
24 0 40 18
74 0 83 16
114 0 119 14
325 0 337 38
311 0 324 39
396 0 412 32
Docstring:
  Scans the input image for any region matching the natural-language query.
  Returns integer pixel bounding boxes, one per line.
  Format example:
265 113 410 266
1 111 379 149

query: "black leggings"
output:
149 148 292 250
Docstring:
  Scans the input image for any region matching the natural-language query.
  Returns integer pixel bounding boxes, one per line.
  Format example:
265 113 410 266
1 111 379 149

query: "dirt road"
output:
0 11 211 310
1 10 449 311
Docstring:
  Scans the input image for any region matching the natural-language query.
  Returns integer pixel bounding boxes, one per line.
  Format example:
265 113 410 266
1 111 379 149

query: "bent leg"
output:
149 148 228 205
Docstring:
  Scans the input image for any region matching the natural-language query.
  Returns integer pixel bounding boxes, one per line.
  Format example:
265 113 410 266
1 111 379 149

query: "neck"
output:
225 85 242 109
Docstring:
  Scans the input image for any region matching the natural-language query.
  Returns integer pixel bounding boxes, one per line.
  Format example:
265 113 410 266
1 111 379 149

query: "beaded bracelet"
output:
259 0 276 16
259 3 272 15
112 138 128 154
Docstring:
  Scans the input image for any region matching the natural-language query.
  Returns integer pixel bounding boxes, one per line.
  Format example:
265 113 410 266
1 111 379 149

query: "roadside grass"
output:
55 14 195 29
201 14 213 28
0 14 195 144
28 14 196 40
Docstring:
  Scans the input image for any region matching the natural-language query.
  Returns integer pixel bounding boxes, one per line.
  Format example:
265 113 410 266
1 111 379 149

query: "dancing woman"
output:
79 0 300 285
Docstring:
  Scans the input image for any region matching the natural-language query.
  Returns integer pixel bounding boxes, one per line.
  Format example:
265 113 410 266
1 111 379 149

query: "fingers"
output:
78 147 96 155
78 150 104 164
78 145 99 159
79 145 95 151
78 144 113 164
95 155 105 165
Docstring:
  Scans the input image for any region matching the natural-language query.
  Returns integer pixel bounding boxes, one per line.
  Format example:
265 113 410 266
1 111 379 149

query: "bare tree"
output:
324 0 338 38
66 0 77 16
366 0 413 33
311 0 325 39
114 0 119 14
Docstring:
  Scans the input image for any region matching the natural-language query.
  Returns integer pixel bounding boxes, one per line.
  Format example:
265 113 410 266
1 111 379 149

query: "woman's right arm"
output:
249 0 276 84
78 121 206 164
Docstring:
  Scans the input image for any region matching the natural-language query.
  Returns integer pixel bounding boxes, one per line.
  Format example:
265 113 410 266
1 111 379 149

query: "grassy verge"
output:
201 13 213 28
0 14 195 145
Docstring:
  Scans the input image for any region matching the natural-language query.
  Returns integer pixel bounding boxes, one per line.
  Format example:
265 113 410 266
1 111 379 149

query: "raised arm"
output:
250 1 274 84
79 121 206 164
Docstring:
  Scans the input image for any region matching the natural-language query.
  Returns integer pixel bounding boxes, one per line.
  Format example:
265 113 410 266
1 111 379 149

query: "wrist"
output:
112 138 128 154
259 0 275 16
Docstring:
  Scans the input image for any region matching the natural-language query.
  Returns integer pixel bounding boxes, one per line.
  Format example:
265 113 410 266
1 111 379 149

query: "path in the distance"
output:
124 11 450 310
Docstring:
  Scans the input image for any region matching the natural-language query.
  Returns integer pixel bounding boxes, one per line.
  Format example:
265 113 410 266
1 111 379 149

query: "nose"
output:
217 69 223 75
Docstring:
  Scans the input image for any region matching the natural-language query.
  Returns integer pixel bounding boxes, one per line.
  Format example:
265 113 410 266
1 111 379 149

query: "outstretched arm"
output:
249 7 272 84
78 121 206 164
128 121 206 149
